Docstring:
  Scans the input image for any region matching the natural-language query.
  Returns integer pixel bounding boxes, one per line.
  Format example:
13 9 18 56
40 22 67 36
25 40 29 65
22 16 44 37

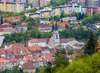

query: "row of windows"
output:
13 0 29 3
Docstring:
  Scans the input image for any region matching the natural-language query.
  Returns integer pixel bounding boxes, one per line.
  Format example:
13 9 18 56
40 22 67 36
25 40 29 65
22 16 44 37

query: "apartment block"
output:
80 0 100 7
0 2 24 13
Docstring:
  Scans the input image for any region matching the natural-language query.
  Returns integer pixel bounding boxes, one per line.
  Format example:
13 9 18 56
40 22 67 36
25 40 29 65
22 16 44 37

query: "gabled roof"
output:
29 39 38 43
4 28 17 32
0 63 5 66
0 27 4 32
60 38 77 43
23 60 35 69
29 46 41 51
2 22 10 25
21 22 27 25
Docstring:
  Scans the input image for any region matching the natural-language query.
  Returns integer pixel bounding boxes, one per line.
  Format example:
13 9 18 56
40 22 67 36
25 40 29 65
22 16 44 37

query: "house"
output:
4 28 17 34
68 20 78 24
0 62 6 71
28 22 83 49
73 25 80 29
0 23 12 29
41 47 50 54
23 60 36 73
15 22 27 33
0 16 23 23
23 55 33 61
61 17 77 22
24 6 31 11
0 36 4 47
87 24 96 30
38 26 52 33
94 23 100 28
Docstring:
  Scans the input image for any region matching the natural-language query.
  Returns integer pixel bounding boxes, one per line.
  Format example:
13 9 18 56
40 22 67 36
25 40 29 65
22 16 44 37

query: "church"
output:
27 22 78 48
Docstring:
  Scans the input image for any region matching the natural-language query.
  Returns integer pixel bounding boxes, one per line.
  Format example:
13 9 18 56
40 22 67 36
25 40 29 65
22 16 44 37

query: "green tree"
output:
52 54 69 73
1 17 3 24
67 50 73 55
83 29 97 55
50 0 53 4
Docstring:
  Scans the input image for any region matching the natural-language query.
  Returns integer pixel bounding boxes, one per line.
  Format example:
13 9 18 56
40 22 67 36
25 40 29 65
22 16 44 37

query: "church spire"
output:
54 21 58 31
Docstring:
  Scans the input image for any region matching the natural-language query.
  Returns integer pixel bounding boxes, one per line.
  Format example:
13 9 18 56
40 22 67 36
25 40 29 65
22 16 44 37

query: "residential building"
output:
28 21 83 49
0 23 12 29
15 22 27 33
23 60 36 73
80 0 100 7
0 16 23 23
0 2 24 13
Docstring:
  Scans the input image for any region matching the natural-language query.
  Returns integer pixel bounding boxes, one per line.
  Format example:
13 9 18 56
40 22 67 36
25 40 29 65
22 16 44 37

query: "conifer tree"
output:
1 17 3 24
83 29 97 55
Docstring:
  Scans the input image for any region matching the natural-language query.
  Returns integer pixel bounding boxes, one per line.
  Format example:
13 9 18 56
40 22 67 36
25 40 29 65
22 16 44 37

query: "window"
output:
26 0 28 4
56 35 58 39
14 0 16 2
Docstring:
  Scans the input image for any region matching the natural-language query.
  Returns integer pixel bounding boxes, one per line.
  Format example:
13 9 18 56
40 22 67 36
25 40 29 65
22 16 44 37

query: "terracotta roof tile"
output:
21 22 27 25
2 23 11 26
0 63 5 66
29 46 41 51
24 55 33 60
60 38 77 43
23 60 35 69
29 39 38 43
0 27 4 32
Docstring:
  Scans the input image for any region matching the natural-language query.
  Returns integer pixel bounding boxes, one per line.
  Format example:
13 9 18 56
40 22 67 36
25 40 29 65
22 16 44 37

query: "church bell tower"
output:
53 21 60 47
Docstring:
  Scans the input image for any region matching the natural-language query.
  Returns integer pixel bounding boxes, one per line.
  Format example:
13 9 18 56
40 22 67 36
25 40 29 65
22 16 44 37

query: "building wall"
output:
33 0 39 7
0 3 4 11
40 0 45 7
23 69 35 73
55 8 60 15
44 12 50 18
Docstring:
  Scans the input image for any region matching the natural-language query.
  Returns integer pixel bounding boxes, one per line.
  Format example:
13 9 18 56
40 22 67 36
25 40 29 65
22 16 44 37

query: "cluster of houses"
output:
25 5 100 19
0 22 85 73
0 22 27 35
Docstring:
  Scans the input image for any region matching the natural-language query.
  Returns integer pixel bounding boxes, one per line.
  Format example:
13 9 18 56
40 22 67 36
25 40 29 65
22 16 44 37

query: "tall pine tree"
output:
83 29 97 55
1 17 3 24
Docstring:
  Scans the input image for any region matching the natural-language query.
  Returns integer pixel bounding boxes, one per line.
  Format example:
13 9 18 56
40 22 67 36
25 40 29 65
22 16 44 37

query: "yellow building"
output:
44 11 50 18
0 2 24 13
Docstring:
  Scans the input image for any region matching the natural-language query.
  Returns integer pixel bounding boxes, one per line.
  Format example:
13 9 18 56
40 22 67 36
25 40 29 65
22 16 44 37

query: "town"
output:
0 0 100 73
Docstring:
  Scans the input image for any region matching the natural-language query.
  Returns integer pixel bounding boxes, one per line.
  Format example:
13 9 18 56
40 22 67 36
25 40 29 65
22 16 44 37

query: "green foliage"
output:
63 13 71 17
59 27 90 40
1 66 27 73
82 12 100 25
83 29 97 55
67 50 73 55
3 19 11 23
50 20 54 24
39 6 45 10
56 52 100 73
3 30 53 45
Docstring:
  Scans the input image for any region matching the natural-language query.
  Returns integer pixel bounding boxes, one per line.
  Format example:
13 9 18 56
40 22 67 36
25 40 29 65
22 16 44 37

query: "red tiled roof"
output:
42 54 52 61
24 55 33 60
29 39 38 43
21 22 27 25
0 63 5 66
2 23 11 26
29 46 41 51
23 60 35 69
74 25 80 27
49 21 69 27
0 27 4 32
4 28 17 32
60 38 77 43
0 16 23 23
